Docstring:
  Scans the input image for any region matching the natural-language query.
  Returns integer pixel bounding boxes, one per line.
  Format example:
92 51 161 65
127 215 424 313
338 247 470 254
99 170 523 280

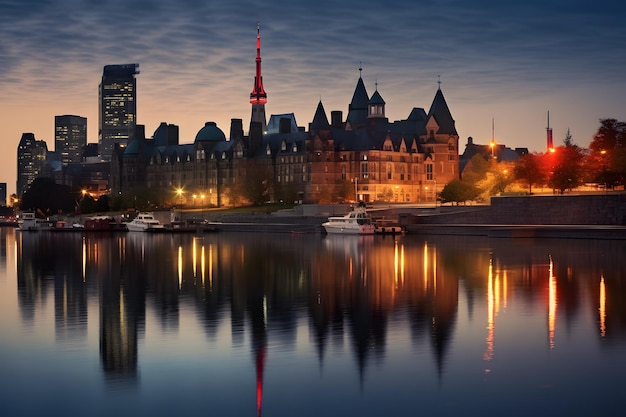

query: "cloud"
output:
1 0 625 192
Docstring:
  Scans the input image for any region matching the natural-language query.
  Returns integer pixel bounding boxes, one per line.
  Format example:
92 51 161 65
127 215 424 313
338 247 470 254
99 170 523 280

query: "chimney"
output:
279 117 291 134
230 118 244 141
331 111 343 127
249 121 263 156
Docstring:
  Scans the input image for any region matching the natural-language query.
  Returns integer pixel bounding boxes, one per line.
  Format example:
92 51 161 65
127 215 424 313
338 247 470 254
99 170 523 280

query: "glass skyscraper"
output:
55 115 87 164
16 133 48 196
98 64 139 161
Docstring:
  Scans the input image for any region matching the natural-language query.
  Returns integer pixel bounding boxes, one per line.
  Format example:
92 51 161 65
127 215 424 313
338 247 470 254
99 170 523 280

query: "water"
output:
1 228 625 416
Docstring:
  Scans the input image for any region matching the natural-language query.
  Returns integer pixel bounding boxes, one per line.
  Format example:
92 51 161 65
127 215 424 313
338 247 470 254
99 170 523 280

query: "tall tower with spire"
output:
250 22 267 133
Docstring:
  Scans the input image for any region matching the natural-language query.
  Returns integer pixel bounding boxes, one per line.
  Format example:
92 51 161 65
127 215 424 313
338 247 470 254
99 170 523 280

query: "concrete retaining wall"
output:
404 193 626 226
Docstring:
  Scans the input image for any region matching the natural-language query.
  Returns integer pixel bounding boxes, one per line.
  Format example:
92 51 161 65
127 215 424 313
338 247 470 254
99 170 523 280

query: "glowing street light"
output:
176 188 184 207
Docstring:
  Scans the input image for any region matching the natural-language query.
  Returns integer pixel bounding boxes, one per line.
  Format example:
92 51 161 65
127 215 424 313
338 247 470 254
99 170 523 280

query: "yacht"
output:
17 212 52 231
322 203 376 235
126 212 165 232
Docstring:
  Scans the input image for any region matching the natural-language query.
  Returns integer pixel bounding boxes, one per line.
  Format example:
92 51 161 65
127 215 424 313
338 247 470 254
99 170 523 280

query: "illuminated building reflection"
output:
10 229 626 405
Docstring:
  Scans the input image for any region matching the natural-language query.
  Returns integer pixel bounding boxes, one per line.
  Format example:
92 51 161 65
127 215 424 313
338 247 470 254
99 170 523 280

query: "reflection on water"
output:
4 228 626 416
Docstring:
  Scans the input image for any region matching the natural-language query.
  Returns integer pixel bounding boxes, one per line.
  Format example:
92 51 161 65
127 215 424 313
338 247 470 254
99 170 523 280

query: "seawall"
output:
402 193 626 226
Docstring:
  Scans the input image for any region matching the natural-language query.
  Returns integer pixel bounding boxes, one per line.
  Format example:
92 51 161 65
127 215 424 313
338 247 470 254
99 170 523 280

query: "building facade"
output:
110 27 459 207
99 64 139 161
16 133 48 196
111 75 459 206
55 115 87 164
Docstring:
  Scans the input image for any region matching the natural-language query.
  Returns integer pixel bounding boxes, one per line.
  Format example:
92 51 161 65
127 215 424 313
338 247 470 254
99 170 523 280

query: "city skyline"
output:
2 0 625 196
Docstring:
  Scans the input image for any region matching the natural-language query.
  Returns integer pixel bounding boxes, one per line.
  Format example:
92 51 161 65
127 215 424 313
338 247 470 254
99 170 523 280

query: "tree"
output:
21 178 78 214
462 154 491 185
547 135 586 193
548 145 585 193
439 179 481 205
238 164 273 205
587 118 626 187
513 153 546 194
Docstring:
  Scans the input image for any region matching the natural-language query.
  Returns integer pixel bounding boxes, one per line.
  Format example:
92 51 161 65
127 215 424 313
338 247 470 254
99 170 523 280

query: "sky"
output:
1 0 625 195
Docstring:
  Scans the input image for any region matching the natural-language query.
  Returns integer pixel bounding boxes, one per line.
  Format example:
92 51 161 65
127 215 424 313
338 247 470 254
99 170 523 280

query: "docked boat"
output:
126 212 165 232
322 203 376 235
17 212 52 231
374 219 404 235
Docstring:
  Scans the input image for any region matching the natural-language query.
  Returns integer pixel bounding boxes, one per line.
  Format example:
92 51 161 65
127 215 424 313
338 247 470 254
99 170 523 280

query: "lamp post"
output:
200 194 205 219
434 180 437 208
176 188 184 222
353 177 358 202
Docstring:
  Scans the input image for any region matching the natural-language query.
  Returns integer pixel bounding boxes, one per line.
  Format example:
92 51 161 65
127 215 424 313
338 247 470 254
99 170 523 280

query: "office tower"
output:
0 183 6 207
249 23 267 133
17 133 48 196
55 115 87 164
99 63 139 161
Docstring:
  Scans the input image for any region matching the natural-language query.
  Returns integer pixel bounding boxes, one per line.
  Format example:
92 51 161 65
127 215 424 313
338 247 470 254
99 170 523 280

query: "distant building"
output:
0 183 6 206
55 115 87 164
460 136 528 176
111 45 459 206
16 133 48 196
99 63 139 161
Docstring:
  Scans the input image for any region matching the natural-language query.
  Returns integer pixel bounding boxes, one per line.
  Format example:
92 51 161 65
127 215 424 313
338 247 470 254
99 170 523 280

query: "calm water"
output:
1 227 625 416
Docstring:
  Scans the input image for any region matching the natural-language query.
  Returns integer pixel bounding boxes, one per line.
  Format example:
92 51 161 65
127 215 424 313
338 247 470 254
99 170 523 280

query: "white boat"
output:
126 212 165 232
322 203 376 235
17 212 52 231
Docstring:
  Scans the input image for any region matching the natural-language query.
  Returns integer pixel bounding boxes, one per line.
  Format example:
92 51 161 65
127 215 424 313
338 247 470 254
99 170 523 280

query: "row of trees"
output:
440 118 626 205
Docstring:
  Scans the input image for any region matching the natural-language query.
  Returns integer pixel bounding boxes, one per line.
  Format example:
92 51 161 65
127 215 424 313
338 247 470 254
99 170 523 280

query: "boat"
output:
374 219 404 235
17 212 52 231
126 212 165 232
84 215 128 231
322 202 376 235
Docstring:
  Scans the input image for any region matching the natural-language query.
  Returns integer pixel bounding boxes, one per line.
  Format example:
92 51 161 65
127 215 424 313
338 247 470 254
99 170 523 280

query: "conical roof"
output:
346 76 369 126
311 101 330 130
428 89 457 135
369 90 385 105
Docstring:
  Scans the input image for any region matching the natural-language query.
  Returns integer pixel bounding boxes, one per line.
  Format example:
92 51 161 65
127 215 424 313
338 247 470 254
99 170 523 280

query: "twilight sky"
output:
1 0 625 195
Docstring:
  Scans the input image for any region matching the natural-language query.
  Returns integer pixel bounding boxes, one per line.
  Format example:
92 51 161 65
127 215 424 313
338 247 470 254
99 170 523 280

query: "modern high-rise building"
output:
55 115 87 164
0 183 6 207
17 133 48 196
99 63 139 161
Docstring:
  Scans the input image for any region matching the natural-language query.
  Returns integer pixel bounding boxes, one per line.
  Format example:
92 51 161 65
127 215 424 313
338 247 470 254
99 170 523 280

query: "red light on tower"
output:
250 22 267 105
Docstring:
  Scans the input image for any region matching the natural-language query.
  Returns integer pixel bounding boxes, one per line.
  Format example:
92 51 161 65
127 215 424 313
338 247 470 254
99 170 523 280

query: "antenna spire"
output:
546 111 554 151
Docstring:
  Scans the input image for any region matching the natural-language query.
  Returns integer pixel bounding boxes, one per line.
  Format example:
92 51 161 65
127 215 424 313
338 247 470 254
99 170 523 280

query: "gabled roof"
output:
262 131 308 156
427 89 457 135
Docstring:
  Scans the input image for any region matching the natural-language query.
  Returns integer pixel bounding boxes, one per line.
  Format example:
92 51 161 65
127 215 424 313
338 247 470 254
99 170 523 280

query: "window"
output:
387 164 392 180
426 164 433 180
361 162 368 179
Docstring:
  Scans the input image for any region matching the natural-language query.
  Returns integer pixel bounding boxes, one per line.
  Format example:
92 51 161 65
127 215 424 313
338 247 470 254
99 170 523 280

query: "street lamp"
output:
176 188 183 207
353 177 358 202
200 194 205 219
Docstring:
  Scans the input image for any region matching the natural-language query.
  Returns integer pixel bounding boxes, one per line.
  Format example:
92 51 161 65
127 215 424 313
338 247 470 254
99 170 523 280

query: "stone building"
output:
110 26 459 206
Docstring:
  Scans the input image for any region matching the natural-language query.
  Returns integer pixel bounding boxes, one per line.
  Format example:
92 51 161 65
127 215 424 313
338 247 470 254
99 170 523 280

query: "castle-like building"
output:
111 26 459 206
